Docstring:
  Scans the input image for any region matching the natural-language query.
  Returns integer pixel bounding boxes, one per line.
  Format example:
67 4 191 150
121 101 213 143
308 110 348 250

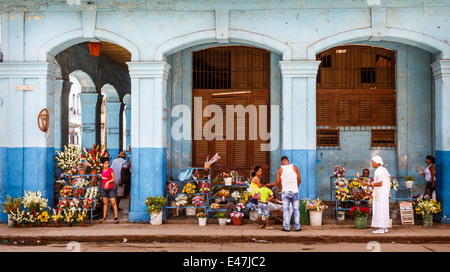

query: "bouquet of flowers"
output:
333 165 346 178
70 198 80 209
415 199 441 215
218 189 229 201
207 153 221 165
51 208 63 223
0 195 22 215
404 176 415 181
230 211 244 218
73 178 90 187
390 179 399 191
37 211 50 223
182 182 197 195
24 209 38 224
197 212 207 218
351 189 372 202
306 198 328 212
192 195 204 207
63 208 76 224
10 208 25 224
77 209 88 224
334 178 348 190
83 198 95 209
241 191 251 203
60 186 72 197
199 181 210 194
145 196 166 213
349 206 371 218
236 203 245 211
55 145 82 175
22 190 48 213
210 203 220 210
231 191 241 202
82 144 109 172
73 187 85 198
85 187 98 199
175 194 188 207
335 188 350 201
167 182 179 195
58 198 70 209
348 178 361 190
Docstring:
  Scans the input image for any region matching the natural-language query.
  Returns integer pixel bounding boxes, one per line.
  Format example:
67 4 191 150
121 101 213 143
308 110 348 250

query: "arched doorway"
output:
192 46 271 181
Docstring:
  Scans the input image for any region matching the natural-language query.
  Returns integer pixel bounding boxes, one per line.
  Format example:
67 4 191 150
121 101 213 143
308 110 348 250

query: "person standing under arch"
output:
369 156 391 234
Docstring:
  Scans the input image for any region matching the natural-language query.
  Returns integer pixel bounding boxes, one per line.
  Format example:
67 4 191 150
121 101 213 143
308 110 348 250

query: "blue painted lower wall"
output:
0 147 55 223
435 150 450 223
281 149 316 200
128 147 166 223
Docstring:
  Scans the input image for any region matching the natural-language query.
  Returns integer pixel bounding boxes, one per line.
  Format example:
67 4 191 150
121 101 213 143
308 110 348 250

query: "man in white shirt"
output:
110 151 128 211
276 156 302 231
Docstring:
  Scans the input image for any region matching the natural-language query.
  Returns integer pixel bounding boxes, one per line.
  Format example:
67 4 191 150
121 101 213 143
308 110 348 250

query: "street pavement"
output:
1 217 449 246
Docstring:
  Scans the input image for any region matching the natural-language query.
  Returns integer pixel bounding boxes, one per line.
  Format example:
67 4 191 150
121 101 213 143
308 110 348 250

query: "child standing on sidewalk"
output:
255 179 275 230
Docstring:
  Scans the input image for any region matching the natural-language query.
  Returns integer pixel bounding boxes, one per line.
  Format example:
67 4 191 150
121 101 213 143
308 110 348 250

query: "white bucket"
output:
405 180 414 189
186 207 196 216
310 211 323 226
224 177 232 186
150 212 163 225
198 218 207 226
8 214 14 227
218 218 227 226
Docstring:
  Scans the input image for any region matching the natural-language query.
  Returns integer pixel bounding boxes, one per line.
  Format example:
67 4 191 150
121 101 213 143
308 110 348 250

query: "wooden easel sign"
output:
399 201 414 225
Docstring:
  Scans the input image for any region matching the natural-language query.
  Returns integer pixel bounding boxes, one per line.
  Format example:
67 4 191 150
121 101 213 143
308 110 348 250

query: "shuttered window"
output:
316 45 396 148
192 46 271 180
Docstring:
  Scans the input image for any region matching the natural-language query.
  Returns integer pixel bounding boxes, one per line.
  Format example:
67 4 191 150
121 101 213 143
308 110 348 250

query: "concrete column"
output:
127 61 171 222
79 92 98 149
105 101 122 159
0 62 58 222
431 59 450 223
123 94 132 150
279 60 320 199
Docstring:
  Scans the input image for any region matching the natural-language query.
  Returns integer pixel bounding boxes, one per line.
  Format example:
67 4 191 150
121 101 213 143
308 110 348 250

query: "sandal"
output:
114 218 119 224
99 217 106 223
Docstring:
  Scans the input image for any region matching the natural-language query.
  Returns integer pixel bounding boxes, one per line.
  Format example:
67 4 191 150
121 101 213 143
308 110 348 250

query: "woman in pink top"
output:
99 157 119 223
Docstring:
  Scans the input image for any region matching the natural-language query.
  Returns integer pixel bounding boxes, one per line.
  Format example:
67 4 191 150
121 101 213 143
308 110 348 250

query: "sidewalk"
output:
1 218 449 245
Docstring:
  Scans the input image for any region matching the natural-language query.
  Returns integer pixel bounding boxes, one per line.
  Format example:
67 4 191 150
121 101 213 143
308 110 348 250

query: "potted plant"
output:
145 196 166 225
306 198 328 226
37 210 50 227
0 196 22 227
349 206 371 229
215 212 228 226
404 176 415 189
415 198 442 226
230 211 244 226
197 212 207 226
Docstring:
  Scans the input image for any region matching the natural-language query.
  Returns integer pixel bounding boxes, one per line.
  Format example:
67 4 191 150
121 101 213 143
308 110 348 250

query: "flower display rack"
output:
330 176 414 222
165 167 212 219
61 174 102 226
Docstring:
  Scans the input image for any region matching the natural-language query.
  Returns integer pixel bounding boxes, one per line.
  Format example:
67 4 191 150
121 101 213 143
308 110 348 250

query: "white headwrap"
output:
372 155 383 166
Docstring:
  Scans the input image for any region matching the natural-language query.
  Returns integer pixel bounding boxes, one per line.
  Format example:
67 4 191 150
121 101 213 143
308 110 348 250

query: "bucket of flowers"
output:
415 198 442 226
167 182 179 195
0 196 22 227
199 181 210 194
349 206 371 229
215 212 228 226
230 211 244 226
192 195 204 207
306 198 328 226
197 212 208 226
82 144 109 174
218 189 230 202
404 176 415 189
9 208 25 228
77 209 88 227
55 145 82 175
236 203 245 212
63 208 76 226
145 196 166 225
24 208 38 227
182 182 197 195
37 210 50 227
51 208 63 227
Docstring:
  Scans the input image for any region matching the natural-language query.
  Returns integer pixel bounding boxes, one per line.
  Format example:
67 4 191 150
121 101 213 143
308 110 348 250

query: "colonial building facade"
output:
0 0 449 223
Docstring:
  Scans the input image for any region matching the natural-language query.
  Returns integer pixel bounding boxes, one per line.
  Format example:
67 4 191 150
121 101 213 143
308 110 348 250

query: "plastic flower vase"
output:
355 217 367 229
150 212 163 225
218 218 227 226
198 218 207 226
422 213 433 227
309 211 323 226
232 217 242 226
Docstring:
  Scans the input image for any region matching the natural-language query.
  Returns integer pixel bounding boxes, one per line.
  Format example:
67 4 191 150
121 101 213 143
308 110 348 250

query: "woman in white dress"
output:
369 156 391 234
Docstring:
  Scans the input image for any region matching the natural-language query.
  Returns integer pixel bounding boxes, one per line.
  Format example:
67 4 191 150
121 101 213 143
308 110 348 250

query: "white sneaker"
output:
384 228 389 233
372 229 385 234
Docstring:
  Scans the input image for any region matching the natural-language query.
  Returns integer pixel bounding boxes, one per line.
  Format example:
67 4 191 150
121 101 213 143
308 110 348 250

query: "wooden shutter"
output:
212 97 229 170
193 96 211 166
252 95 270 168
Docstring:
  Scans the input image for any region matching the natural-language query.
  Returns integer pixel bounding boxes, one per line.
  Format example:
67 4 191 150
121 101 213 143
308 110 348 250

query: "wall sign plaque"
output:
38 108 49 132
